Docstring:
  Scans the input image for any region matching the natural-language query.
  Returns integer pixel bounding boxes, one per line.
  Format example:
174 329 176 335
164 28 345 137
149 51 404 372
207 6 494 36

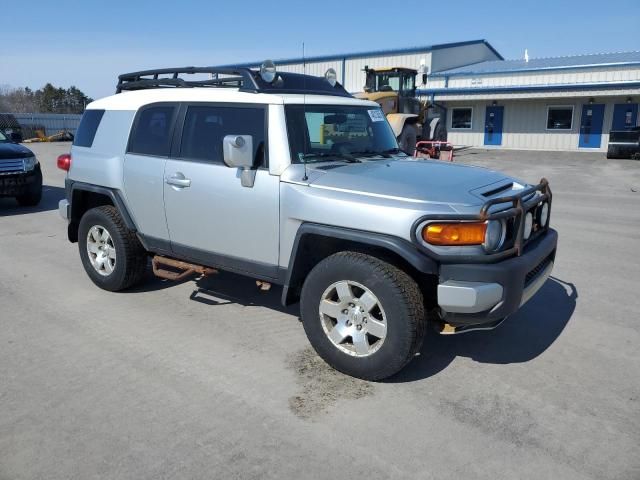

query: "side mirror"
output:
223 135 256 187
6 131 22 143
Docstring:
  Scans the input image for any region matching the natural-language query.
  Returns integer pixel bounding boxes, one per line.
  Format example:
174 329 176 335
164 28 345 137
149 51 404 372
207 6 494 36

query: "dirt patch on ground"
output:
287 347 374 419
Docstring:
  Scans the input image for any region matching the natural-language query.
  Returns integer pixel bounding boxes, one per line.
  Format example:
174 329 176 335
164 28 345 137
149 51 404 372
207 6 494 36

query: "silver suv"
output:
58 64 558 380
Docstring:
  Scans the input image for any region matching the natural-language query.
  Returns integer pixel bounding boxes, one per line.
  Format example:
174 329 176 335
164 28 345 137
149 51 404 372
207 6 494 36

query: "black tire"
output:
16 188 42 206
398 125 417 156
434 122 447 142
300 252 426 381
16 168 42 207
78 205 147 291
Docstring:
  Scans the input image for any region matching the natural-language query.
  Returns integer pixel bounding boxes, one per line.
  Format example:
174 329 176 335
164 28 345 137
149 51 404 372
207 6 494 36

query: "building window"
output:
547 106 574 130
451 107 473 129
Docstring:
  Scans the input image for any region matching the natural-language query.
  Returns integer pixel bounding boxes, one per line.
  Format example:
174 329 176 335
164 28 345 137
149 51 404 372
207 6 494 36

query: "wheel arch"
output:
282 223 438 306
68 183 137 242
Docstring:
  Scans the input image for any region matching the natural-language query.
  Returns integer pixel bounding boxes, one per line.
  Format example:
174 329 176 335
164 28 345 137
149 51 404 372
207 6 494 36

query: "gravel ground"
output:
1 143 639 479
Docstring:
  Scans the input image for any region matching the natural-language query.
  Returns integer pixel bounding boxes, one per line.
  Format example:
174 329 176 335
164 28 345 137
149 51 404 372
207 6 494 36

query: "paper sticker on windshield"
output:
368 109 385 122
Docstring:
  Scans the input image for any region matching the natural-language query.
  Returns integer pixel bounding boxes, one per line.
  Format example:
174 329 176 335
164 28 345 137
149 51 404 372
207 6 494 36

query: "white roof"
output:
88 88 378 111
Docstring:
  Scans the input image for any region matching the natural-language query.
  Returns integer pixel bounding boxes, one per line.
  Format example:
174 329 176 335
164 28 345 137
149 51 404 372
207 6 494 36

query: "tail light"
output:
57 153 71 171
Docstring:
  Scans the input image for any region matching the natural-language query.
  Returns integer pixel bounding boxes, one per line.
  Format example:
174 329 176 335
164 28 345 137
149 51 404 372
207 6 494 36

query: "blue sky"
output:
2 0 639 99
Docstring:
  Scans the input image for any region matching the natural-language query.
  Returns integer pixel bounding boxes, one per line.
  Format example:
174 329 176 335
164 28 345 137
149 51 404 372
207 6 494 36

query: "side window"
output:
179 105 266 166
128 105 176 156
74 109 104 147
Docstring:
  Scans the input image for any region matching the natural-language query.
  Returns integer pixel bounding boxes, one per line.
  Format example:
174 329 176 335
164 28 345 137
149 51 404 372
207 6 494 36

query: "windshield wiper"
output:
301 152 361 163
381 148 406 155
348 150 393 159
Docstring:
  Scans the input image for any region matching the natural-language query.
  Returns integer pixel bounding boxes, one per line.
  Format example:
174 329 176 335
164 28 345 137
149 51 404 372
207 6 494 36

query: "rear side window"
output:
179 105 266 165
128 105 176 156
73 109 105 147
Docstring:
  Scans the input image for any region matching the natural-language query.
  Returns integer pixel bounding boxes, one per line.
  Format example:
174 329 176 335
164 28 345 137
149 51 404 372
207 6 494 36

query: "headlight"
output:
422 222 486 246
23 156 38 171
483 219 506 252
523 212 533 240
259 60 277 83
539 202 549 226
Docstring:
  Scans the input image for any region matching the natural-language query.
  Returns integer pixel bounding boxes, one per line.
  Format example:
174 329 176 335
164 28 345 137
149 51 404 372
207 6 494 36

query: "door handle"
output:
166 173 191 188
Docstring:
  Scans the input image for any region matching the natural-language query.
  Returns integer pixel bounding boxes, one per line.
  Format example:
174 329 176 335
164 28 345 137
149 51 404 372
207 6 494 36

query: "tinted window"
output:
547 107 573 130
451 108 472 129
179 105 266 165
73 109 104 147
128 105 176 156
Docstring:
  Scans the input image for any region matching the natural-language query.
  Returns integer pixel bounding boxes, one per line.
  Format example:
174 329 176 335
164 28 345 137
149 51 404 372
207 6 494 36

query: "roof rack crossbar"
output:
116 67 260 93
115 66 353 97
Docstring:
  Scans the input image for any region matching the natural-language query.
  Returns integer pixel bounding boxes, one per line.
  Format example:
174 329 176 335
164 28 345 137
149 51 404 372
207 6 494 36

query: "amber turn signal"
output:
422 222 487 246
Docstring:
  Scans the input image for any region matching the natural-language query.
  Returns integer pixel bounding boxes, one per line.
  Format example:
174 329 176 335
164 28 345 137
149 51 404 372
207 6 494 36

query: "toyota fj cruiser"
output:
58 62 557 380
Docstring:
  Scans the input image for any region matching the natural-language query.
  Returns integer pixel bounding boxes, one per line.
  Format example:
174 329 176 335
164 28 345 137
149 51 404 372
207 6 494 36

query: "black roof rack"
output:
116 66 352 97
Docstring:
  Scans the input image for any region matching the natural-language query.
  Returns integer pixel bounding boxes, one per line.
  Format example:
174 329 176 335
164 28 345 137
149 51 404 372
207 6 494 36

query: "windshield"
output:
374 73 415 93
285 104 400 163
0 130 7 142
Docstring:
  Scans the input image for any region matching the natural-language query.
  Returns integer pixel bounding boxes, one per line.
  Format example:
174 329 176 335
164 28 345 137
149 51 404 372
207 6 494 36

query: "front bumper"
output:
0 165 42 197
437 228 558 327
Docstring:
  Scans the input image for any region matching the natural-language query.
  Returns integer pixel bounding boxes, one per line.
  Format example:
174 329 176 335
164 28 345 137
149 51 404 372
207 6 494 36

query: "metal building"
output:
421 52 640 152
220 40 502 94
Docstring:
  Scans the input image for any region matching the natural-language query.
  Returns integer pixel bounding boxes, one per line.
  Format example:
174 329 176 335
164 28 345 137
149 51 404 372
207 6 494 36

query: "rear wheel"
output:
398 125 417 156
433 122 447 142
300 252 426 381
78 206 147 291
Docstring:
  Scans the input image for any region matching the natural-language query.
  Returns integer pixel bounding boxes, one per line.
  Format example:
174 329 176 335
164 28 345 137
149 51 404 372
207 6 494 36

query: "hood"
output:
0 142 34 160
302 159 515 207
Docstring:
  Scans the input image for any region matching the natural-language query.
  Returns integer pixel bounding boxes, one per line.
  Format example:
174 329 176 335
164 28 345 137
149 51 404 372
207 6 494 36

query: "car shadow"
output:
0 185 65 216
124 267 575 381
190 271 299 316
387 277 578 383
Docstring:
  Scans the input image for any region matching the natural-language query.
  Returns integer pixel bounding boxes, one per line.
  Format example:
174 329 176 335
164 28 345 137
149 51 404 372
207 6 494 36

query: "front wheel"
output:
16 170 42 206
300 252 426 381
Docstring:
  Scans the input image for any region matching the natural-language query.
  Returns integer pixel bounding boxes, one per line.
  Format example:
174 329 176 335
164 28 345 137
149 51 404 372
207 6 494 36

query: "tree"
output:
0 84 92 114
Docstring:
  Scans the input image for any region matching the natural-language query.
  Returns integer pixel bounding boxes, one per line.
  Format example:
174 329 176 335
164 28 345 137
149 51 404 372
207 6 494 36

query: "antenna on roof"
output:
524 49 530 63
302 41 309 182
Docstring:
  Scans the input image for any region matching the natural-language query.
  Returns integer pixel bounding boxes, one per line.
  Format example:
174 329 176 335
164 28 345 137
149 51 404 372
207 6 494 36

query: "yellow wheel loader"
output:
354 67 446 155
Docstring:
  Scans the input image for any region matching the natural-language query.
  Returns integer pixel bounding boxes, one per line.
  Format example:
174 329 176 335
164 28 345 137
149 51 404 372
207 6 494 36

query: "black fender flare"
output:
281 223 438 306
69 181 138 231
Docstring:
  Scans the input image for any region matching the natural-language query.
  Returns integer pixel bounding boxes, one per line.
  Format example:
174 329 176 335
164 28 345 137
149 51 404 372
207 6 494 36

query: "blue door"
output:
578 104 605 148
612 103 638 130
484 106 504 146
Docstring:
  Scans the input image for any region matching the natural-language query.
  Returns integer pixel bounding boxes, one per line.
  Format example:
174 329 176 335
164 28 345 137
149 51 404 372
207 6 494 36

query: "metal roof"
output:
417 81 640 97
217 39 503 68
431 51 640 76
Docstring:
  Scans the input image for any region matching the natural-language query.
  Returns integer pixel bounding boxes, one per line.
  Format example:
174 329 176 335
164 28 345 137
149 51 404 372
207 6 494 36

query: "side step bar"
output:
152 255 217 281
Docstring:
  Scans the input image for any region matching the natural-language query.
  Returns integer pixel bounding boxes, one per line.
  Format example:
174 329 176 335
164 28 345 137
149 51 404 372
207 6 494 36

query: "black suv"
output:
0 129 42 206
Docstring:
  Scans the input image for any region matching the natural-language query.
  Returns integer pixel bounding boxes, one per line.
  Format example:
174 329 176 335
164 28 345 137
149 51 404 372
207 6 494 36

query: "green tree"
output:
0 84 92 114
